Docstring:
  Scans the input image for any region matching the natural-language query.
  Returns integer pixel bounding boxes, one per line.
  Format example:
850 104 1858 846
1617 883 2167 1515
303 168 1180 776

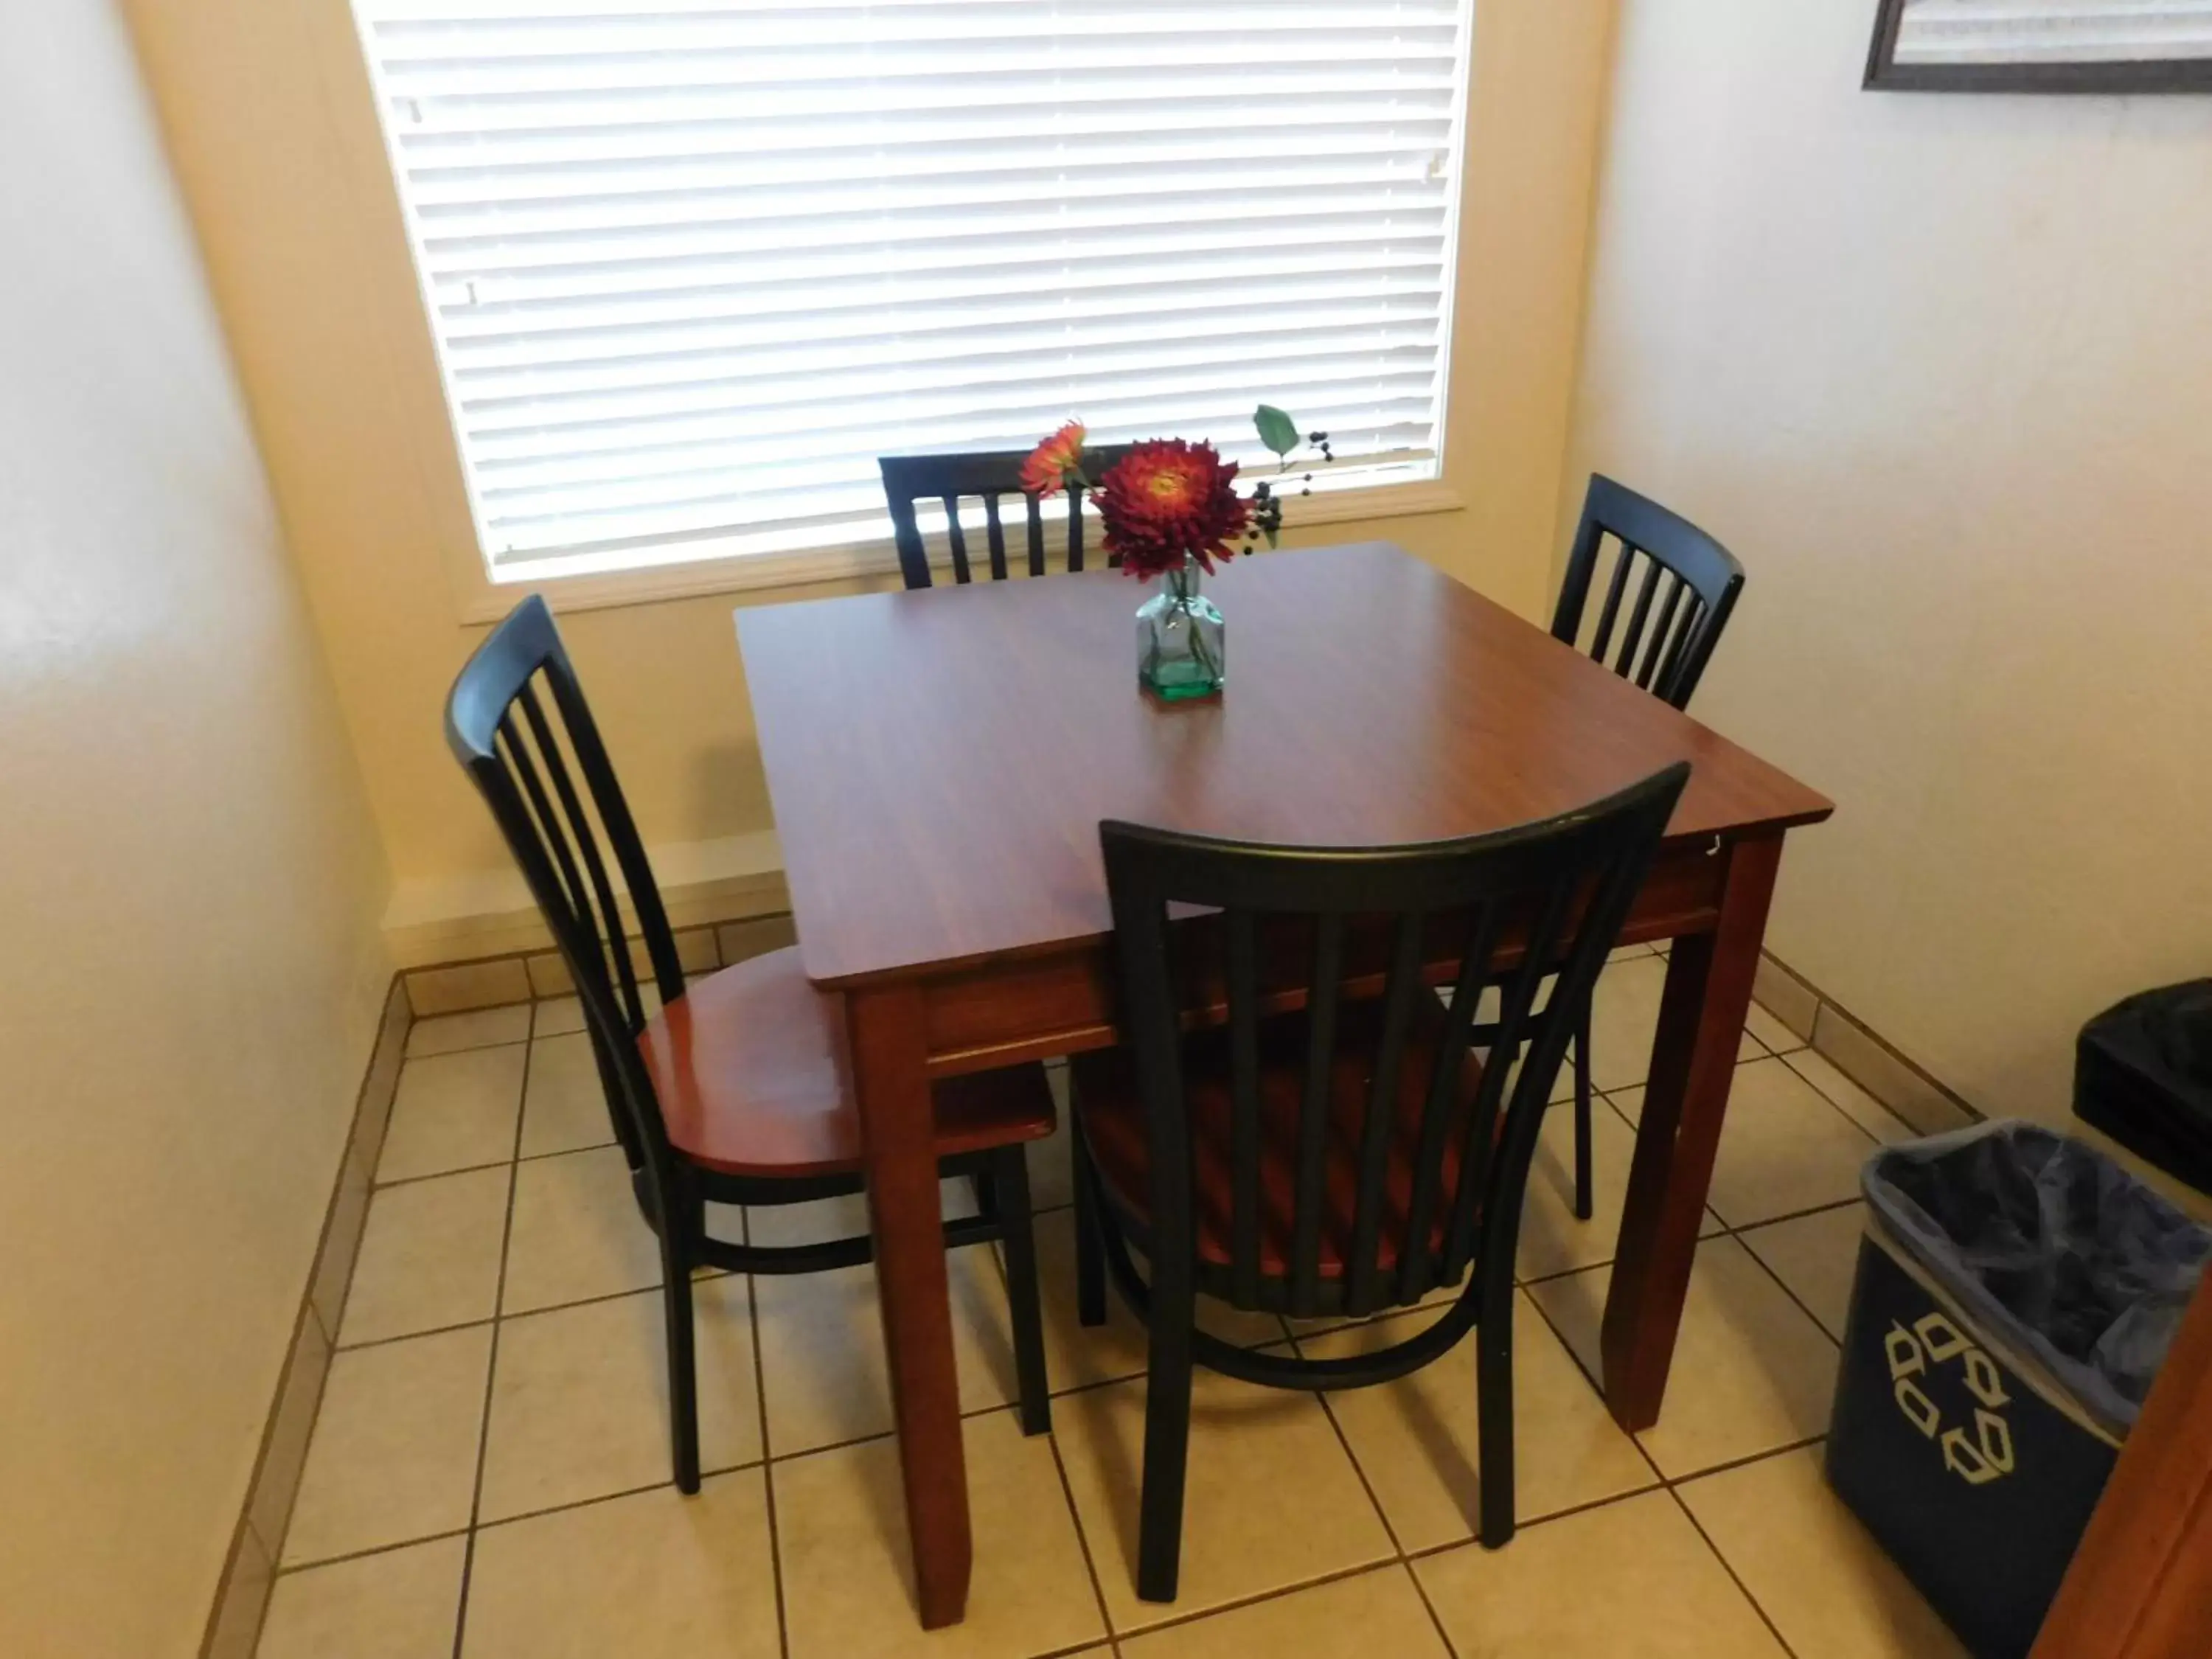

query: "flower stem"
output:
1169 555 1220 684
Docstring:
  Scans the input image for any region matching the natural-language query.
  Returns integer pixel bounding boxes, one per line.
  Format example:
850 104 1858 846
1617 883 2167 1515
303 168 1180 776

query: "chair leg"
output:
1573 1005 1596 1223
1136 1315 1194 1602
970 1164 996 1221
993 1146 1052 1436
1475 1265 1517 1548
661 1238 701 1495
1071 1129 1107 1329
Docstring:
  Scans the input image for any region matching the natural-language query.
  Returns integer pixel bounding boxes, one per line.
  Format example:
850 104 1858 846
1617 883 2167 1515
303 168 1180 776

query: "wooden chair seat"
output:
1071 997 1484 1279
641 945 1057 1179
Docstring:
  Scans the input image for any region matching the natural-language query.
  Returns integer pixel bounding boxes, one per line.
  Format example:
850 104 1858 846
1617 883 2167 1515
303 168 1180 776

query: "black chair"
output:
1547 475 1745 1222
879 445 1135 590
1068 764 1690 1601
445 595 1056 1490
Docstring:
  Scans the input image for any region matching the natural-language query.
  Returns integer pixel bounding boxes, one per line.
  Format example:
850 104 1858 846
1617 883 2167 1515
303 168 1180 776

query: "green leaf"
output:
1253 404 1300 457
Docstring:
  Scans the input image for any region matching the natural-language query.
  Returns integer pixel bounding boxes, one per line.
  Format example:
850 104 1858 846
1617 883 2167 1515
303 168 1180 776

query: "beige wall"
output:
125 0 1615 951
1566 0 2212 1124
0 6 390 1655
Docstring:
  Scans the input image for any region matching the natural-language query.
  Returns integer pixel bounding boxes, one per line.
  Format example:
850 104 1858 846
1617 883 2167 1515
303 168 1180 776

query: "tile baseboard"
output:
405 912 794 1017
202 975 413 1659
382 832 786 970
1756 951 1978 1137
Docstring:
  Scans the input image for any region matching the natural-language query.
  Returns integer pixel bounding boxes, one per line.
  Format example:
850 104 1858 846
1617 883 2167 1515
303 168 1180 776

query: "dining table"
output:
736 539 1833 1627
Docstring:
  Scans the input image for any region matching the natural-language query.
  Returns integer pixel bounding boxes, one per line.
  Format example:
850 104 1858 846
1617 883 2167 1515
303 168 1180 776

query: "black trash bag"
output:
1864 1121 2211 1437
2077 979 2212 1197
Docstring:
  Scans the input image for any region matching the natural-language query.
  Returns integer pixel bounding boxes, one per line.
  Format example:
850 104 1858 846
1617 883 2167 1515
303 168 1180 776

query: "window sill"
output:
459 479 1467 623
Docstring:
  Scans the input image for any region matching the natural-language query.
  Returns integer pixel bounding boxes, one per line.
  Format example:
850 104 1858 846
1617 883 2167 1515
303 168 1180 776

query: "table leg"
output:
845 982 971 1627
1601 832 1784 1431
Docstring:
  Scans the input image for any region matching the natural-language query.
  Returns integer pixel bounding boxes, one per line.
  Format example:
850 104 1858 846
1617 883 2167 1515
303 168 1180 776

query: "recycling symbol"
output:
1885 1312 2015 1486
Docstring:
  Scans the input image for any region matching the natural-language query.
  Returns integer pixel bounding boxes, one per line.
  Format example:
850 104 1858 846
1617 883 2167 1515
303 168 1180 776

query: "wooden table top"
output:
739 542 1832 988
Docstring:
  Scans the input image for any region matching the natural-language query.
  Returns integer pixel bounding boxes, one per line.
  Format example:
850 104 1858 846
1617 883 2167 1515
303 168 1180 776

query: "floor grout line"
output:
463 1464 759 1540
740 1206 794 1659
1295 1334 1472 1654
1045 1424 1121 1657
1663 1482 1804 1659
1101 1560 1417 1649
1660 1433 1829 1492
273 1526 473 1579
1775 1046 1923 1143
1732 1234 1849 1347
1517 1279 1673 1501
372 1157 517 1194
397 1043 533 1078
445 1067 528 1659
1397 1478 1672 1568
1398 1554 1461 1659
1310 1363 1408 1559
1722 1194 1863 1238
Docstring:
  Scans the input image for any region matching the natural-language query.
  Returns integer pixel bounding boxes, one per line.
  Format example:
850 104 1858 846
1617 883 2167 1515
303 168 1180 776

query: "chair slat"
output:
982 493 1010 581
1289 914 1345 1318
518 682 646 1034
507 698 627 1022
540 660 688 1004
1587 538 1637 662
496 712 592 953
1345 913 1426 1315
495 715 651 1165
1634 572 1687 692
1397 900 1505 1302
942 497 971 584
1652 594 1705 703
1442 877 1578 1283
1225 909 1264 1307
1026 493 1047 577
1066 487 1086 574
883 488 931 591
1611 555 1666 680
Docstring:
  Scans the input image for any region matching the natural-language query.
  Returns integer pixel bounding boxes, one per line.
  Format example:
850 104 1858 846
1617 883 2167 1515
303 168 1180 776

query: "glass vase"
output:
1135 554 1226 700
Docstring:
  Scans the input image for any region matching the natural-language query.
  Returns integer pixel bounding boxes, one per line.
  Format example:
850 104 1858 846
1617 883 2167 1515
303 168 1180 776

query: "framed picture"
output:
1867 0 2212 93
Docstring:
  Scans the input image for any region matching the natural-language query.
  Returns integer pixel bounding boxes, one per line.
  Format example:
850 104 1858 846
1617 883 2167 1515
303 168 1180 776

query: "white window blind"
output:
1893 0 2212 64
352 0 1472 579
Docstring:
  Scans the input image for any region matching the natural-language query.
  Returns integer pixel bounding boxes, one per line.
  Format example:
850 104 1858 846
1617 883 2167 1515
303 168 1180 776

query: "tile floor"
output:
261 948 1970 1658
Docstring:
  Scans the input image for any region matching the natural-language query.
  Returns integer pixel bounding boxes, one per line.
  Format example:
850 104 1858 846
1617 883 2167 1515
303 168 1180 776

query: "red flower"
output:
1019 420 1088 498
1096 439 1251 580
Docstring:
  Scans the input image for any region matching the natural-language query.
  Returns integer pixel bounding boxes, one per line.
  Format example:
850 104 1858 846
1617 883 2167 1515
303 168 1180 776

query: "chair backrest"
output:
444 594 686 1179
879 445 1135 590
1551 474 1745 711
1099 764 1688 1321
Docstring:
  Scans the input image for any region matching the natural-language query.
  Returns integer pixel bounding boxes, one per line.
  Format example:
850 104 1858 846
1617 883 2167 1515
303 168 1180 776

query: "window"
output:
352 1 1472 585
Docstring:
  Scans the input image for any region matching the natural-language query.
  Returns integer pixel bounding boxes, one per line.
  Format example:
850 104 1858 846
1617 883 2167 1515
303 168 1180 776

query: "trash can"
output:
2077 979 2212 1197
1826 1121 2211 1659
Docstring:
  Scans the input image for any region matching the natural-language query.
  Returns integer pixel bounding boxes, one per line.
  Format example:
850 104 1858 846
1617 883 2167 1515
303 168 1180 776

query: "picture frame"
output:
1866 0 2212 94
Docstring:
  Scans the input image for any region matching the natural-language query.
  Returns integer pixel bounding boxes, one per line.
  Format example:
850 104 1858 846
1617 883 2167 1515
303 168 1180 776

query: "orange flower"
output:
1095 439 1251 580
1018 420 1088 498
